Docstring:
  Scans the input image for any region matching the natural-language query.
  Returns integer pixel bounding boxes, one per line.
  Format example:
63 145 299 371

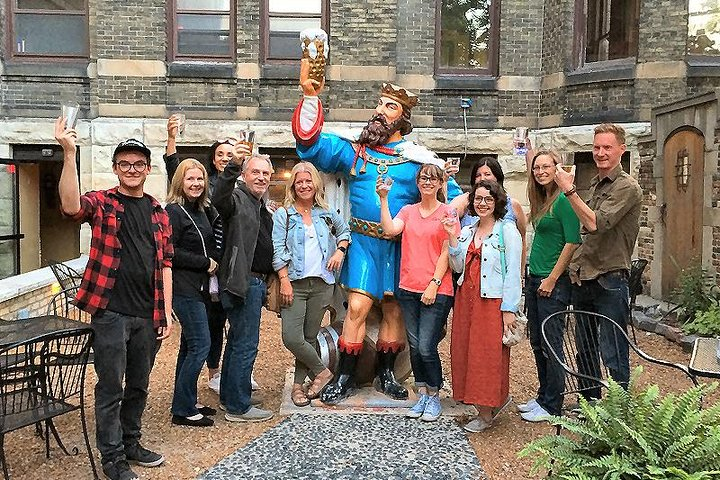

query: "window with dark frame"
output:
264 0 327 62
688 0 720 56
436 0 498 75
575 0 639 65
172 0 235 60
9 0 88 58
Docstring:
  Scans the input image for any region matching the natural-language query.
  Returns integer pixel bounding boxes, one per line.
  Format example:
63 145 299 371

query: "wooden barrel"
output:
315 303 412 385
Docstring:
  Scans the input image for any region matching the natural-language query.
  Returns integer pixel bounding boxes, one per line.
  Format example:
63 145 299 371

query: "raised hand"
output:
54 117 77 152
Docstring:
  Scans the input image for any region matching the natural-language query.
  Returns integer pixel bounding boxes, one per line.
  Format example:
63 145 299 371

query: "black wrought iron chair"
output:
0 326 97 479
629 258 649 343
47 287 86 323
541 309 698 433
48 261 82 292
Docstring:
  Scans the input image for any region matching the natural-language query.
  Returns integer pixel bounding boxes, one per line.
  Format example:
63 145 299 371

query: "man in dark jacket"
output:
211 146 274 422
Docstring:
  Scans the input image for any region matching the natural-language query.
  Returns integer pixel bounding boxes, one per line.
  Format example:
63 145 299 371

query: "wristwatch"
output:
563 185 577 197
431 277 442 286
337 245 347 254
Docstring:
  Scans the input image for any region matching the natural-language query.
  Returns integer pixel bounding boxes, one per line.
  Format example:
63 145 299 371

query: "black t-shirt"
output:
106 193 155 318
251 205 274 275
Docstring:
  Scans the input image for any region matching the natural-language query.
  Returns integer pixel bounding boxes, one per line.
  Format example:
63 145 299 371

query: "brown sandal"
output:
291 384 310 407
307 369 334 399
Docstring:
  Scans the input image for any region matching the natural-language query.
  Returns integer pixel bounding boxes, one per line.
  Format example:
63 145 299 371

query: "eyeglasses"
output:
532 164 555 173
116 161 148 173
473 195 495 204
419 175 440 184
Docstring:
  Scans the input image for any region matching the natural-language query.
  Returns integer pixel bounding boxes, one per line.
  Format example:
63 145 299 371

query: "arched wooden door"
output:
661 128 705 297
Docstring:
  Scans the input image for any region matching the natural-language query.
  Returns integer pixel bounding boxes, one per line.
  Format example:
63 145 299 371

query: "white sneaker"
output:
251 373 259 391
517 398 539 413
520 404 552 423
208 373 220 394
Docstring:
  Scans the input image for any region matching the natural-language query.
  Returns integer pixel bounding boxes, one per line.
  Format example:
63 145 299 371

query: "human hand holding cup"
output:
375 175 393 197
444 157 460 177
441 208 458 234
554 163 575 191
61 101 80 130
513 127 529 156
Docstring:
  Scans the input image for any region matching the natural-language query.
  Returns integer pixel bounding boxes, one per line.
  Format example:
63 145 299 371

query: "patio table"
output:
688 337 720 379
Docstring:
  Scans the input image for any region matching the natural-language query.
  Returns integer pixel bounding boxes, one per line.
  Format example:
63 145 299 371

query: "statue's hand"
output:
300 58 325 96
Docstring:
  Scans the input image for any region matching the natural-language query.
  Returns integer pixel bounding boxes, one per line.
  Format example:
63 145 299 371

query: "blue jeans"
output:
396 288 453 391
525 274 571 415
219 277 266 414
91 310 159 465
572 271 631 399
171 295 211 417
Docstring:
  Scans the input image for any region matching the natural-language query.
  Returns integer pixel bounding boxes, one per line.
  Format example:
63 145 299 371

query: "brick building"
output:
0 0 719 299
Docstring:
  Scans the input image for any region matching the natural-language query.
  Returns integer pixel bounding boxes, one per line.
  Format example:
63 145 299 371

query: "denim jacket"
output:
449 219 522 313
272 205 351 281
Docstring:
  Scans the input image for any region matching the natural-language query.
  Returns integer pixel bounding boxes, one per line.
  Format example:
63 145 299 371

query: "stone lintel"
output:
537 115 563 128
237 63 261 79
541 72 565 90
636 61 687 79
97 59 166 77
326 65 396 82
496 75 541 91
394 74 436 90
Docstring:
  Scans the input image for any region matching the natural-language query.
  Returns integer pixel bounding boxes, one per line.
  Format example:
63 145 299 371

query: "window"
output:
172 0 235 59
688 0 720 56
576 0 639 64
264 0 327 61
436 0 499 75
9 0 88 58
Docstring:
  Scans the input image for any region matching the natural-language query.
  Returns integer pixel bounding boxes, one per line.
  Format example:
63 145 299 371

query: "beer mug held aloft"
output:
300 28 329 84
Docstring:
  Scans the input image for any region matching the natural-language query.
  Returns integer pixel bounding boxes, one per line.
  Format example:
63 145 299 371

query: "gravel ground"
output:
3 309 717 480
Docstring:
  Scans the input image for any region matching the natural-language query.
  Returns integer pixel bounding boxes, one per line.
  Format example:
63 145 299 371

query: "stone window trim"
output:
434 75 497 91
572 0 640 69
5 0 89 60
167 0 237 62
565 57 636 86
260 0 330 65
0 61 90 79
435 0 500 76
686 57 720 78
167 61 236 79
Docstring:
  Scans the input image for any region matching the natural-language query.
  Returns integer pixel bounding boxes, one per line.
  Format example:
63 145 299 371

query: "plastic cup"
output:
61 101 80 130
172 112 186 135
513 127 529 156
238 129 255 153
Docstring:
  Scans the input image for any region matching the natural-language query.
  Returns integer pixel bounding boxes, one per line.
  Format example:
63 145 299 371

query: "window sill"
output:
434 75 497 91
167 61 236 79
686 56 720 77
1 60 89 78
566 58 636 86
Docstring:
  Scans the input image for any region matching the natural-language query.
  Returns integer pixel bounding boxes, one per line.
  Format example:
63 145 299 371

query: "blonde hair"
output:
527 150 562 224
416 163 447 203
283 162 329 210
167 158 210 207
594 123 626 145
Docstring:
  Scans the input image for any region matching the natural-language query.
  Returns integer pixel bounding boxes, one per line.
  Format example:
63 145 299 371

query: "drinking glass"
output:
172 112 186 136
513 127 529 156
237 129 255 153
61 101 80 130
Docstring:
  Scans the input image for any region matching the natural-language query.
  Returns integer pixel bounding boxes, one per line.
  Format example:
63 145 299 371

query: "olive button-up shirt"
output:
569 164 642 282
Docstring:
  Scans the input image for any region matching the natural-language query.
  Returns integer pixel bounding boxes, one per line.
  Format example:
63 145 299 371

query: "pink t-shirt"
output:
396 203 459 297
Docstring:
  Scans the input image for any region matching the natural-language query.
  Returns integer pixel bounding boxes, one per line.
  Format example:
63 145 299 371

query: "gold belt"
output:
349 217 401 242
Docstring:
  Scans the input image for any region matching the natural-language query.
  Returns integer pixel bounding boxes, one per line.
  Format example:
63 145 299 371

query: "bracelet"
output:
564 185 577 197
279 274 289 279
337 245 347 254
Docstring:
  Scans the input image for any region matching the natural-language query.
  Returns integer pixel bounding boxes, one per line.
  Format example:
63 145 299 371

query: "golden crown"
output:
380 83 419 111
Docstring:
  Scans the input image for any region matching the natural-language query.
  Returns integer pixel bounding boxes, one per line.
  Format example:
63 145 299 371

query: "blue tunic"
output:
297 133 462 300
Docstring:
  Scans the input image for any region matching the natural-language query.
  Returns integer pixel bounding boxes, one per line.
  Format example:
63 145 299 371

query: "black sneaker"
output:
124 443 165 467
171 414 214 427
102 459 139 480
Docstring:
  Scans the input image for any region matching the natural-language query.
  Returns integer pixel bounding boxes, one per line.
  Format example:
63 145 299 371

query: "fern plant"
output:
519 368 720 479
671 259 720 324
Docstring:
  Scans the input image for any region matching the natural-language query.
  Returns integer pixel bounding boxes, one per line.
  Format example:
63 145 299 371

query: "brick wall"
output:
637 138 657 289
330 0 396 66
0 285 56 320
541 0 574 75
498 0 544 76
637 0 688 63
564 80 637 125
395 0 435 76
92 0 166 60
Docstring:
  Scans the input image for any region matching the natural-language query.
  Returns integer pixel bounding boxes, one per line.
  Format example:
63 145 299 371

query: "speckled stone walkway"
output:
198 414 486 480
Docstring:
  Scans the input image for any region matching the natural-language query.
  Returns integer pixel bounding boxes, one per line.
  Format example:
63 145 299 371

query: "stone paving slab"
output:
278 369 477 417
198 414 486 480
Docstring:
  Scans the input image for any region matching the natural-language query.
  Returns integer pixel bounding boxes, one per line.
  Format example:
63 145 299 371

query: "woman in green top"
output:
518 150 582 422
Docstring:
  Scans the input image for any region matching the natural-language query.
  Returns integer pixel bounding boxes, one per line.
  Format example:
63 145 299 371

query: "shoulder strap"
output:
179 205 208 258
497 222 506 281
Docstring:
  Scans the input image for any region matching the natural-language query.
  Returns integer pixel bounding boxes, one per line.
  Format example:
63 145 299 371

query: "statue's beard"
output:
357 114 399 148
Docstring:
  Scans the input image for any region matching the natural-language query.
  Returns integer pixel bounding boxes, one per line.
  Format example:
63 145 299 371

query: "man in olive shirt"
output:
554 123 642 395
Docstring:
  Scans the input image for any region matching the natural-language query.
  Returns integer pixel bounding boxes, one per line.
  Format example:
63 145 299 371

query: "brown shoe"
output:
291 384 310 407
307 368 334 399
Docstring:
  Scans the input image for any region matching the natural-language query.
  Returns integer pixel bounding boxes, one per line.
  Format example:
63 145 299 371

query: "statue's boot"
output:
320 338 362 405
375 341 408 400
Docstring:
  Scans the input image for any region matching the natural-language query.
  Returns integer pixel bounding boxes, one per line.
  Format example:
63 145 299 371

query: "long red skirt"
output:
451 242 510 408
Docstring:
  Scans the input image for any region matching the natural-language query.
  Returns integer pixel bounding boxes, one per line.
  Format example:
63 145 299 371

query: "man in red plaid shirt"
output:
55 118 173 480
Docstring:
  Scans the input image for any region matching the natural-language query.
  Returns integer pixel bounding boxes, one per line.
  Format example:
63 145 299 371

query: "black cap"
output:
113 138 151 161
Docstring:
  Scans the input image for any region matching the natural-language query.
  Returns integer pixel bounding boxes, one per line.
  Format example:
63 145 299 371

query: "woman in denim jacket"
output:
445 179 522 433
272 162 351 407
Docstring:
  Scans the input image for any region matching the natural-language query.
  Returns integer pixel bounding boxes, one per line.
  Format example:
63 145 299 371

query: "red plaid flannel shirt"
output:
66 187 174 328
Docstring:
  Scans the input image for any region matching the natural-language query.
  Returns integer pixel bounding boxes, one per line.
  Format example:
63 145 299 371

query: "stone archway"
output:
661 127 705 297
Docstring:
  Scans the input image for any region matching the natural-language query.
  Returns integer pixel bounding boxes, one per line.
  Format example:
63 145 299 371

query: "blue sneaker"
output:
420 395 442 422
406 394 429 419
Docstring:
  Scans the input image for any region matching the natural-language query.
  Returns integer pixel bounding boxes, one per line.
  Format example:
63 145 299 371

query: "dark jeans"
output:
525 274 571 415
219 277 265 414
171 295 211 417
91 310 159 465
572 271 631 399
206 300 226 370
396 288 453 392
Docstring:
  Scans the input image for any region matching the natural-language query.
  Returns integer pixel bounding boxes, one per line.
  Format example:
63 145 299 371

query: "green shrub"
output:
519 368 720 479
671 260 720 325
683 303 720 337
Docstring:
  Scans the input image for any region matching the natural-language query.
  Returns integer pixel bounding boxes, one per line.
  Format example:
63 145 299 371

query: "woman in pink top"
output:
378 163 459 422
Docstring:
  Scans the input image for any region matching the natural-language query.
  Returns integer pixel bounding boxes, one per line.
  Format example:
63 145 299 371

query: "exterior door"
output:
0 160 22 279
661 129 705 297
